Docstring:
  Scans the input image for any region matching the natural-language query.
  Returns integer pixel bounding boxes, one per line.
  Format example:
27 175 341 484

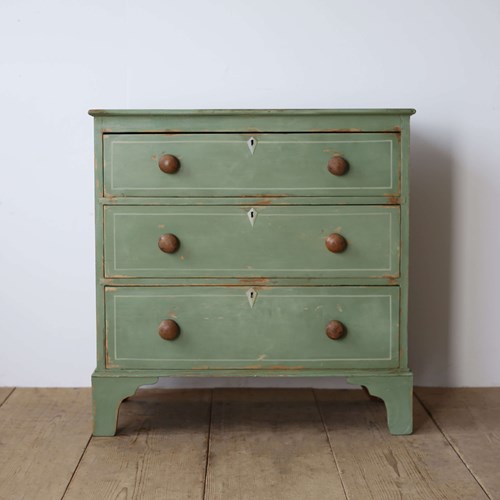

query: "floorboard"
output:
1 387 497 500
204 388 347 500
63 389 211 500
315 389 489 500
0 388 91 500
416 387 500 499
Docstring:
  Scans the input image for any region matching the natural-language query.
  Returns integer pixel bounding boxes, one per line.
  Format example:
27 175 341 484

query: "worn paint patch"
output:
383 276 399 286
253 199 274 206
270 365 305 370
309 128 362 133
239 194 288 198
237 278 270 286
384 195 400 204
104 329 111 367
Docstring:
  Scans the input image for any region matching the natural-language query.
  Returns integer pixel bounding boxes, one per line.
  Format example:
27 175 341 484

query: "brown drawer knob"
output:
158 233 180 253
326 320 346 340
158 154 180 174
158 319 180 341
325 233 347 253
328 156 349 176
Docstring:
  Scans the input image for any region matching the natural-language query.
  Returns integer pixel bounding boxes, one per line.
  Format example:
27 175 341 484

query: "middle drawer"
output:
104 205 400 278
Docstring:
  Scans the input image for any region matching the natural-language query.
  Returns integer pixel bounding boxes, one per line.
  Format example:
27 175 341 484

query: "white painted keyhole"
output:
247 137 257 155
246 288 257 307
247 207 258 226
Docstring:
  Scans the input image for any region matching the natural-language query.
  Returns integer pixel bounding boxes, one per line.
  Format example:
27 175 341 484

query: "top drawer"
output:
103 133 400 198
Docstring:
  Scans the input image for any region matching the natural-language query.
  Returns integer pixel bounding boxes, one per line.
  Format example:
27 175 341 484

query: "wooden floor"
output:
0 387 498 500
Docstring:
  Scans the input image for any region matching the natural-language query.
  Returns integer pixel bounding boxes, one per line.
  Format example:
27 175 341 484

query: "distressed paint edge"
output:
94 117 105 371
98 196 406 206
93 368 412 378
399 114 411 370
89 108 417 117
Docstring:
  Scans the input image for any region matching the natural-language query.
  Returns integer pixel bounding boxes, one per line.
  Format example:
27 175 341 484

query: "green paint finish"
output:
105 286 399 370
399 116 411 369
100 277 401 286
93 117 106 370
104 133 400 198
91 108 414 436
92 374 158 436
100 196 403 206
347 373 413 435
90 108 416 117
93 368 411 378
89 109 415 135
104 205 400 279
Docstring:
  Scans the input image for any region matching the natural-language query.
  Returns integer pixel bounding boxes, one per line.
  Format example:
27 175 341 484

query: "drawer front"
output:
103 133 399 197
105 206 400 278
105 287 400 370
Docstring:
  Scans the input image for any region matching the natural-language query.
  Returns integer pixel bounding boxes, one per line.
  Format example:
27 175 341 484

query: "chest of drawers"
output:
90 109 415 436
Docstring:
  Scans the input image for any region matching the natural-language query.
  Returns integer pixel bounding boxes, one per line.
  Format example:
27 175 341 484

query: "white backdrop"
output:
1 0 499 387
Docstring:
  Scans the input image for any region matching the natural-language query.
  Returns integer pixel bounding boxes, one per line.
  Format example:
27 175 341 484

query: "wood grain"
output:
64 389 211 500
0 388 14 406
315 389 488 499
0 387 498 499
205 389 346 500
0 388 91 500
416 387 500 498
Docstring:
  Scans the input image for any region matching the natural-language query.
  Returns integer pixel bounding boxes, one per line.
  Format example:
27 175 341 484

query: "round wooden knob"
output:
158 319 180 341
328 156 349 176
325 233 347 253
158 233 180 253
158 154 180 174
326 320 347 340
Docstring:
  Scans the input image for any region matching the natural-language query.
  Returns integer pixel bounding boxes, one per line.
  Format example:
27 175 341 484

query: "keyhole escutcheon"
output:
247 207 258 226
247 137 257 154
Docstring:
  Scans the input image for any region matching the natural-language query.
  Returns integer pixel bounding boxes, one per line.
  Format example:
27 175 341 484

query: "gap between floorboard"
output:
414 391 492 500
202 389 214 500
313 389 349 500
0 388 16 407
60 433 94 500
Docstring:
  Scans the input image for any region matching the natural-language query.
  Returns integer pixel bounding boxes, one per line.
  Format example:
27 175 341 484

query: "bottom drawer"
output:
105 286 399 370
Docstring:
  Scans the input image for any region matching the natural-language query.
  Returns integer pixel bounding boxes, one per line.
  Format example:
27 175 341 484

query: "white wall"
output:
1 0 499 387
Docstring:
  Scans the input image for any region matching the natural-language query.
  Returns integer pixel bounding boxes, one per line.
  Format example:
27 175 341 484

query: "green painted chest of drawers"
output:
90 109 415 436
